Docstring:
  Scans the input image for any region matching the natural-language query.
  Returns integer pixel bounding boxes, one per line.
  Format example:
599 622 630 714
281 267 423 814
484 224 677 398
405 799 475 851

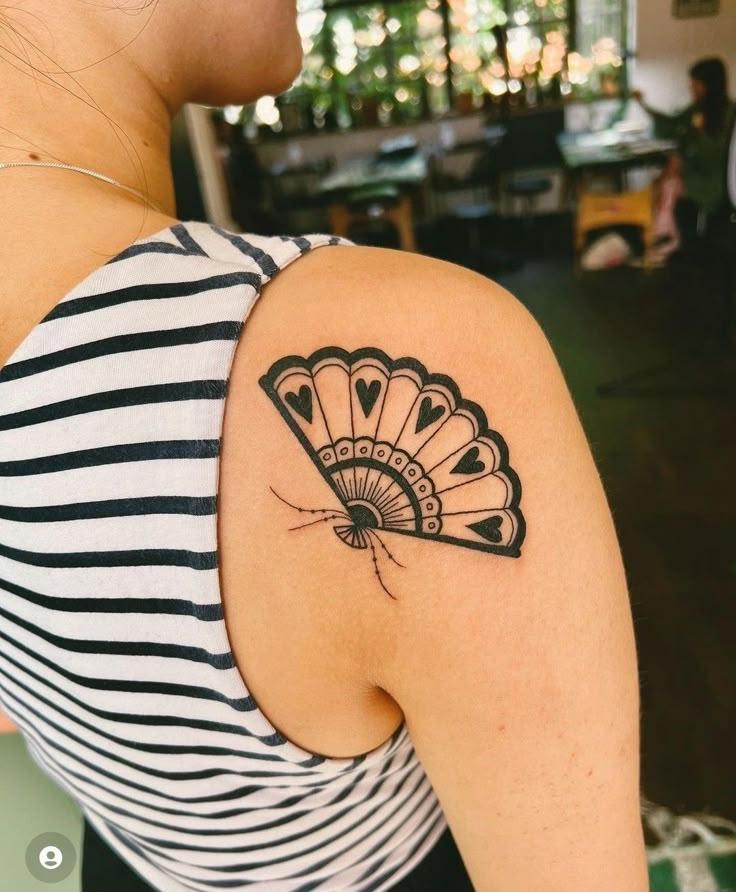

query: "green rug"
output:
644 798 736 892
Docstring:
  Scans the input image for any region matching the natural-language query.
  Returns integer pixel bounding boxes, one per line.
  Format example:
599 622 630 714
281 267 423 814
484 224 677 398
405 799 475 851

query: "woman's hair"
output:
689 57 730 137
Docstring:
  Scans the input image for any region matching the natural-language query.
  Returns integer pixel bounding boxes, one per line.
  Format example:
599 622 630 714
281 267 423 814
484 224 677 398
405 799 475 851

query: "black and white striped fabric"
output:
0 221 448 891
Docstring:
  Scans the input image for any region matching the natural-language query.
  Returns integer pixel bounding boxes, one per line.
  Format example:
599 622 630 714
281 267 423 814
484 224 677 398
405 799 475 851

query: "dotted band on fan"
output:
260 347 526 557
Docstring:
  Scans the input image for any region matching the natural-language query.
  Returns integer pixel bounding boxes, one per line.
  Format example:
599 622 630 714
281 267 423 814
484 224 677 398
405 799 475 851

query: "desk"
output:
317 151 428 196
558 130 677 196
319 152 429 251
557 130 677 173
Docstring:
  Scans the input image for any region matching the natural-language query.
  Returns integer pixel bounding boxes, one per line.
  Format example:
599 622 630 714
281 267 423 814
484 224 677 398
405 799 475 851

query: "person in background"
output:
633 57 735 256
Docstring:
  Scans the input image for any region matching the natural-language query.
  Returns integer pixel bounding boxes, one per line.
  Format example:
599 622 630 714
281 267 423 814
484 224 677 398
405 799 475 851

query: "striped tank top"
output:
0 221 450 891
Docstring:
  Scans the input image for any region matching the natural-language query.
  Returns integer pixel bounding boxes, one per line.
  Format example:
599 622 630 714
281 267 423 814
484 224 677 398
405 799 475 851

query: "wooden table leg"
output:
328 203 350 238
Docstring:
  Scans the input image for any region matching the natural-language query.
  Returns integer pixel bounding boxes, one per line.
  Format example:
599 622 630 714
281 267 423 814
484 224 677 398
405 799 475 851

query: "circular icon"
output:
40 846 63 869
25 833 76 883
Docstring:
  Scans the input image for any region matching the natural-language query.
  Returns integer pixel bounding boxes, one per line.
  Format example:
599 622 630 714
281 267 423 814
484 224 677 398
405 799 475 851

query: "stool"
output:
574 185 654 274
266 156 335 234
329 184 417 252
450 201 504 273
504 174 554 259
506 174 553 210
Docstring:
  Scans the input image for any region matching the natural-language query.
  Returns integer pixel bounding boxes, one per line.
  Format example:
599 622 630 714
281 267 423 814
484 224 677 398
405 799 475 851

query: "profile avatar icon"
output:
39 846 63 870
25 832 76 882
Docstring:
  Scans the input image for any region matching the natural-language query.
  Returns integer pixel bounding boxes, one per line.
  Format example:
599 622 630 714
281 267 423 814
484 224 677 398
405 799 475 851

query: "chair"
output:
504 174 555 215
221 140 282 234
328 183 417 252
266 157 335 233
428 138 504 271
496 108 564 260
574 185 655 273
428 138 503 215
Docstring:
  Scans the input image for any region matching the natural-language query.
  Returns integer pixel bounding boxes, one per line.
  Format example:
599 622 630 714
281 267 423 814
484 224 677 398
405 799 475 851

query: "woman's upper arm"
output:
649 105 689 139
349 256 645 891
235 245 647 891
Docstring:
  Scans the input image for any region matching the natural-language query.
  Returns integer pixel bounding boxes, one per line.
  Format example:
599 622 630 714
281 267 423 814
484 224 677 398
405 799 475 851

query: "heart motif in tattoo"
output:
415 396 445 434
284 385 313 423
260 347 526 598
450 446 486 476
467 515 503 543
355 379 381 417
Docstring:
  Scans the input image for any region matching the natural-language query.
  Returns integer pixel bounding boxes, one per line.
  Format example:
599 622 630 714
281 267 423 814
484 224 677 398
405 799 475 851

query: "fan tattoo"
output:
259 347 526 599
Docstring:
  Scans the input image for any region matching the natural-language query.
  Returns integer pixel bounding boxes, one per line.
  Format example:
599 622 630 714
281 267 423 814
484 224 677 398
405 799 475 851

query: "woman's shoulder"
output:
230 239 604 665
227 240 646 890
262 241 536 330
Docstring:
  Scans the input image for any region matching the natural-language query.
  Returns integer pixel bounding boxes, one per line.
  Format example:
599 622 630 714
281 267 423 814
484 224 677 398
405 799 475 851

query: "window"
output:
251 0 628 132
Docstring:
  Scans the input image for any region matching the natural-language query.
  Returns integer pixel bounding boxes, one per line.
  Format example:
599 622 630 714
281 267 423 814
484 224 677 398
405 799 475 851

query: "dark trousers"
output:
671 198 736 345
674 197 705 259
82 819 475 891
388 826 475 891
82 820 155 891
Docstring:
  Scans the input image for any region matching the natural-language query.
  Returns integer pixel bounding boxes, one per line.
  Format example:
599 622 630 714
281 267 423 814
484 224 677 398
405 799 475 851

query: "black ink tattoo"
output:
260 347 526 598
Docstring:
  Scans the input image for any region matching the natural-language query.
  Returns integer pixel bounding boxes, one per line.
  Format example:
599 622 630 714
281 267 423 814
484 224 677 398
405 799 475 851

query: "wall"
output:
633 0 736 112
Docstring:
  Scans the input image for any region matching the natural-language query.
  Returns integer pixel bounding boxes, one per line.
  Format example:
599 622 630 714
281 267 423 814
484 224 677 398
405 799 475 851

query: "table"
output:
558 129 677 202
317 151 428 196
558 129 678 271
557 130 677 177
318 151 429 251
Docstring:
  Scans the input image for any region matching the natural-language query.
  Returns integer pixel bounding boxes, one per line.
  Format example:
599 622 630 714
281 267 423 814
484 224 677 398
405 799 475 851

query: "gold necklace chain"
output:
0 160 167 214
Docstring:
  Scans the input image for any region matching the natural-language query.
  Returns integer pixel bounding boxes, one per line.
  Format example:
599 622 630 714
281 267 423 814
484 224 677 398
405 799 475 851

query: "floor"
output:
431 213 736 820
